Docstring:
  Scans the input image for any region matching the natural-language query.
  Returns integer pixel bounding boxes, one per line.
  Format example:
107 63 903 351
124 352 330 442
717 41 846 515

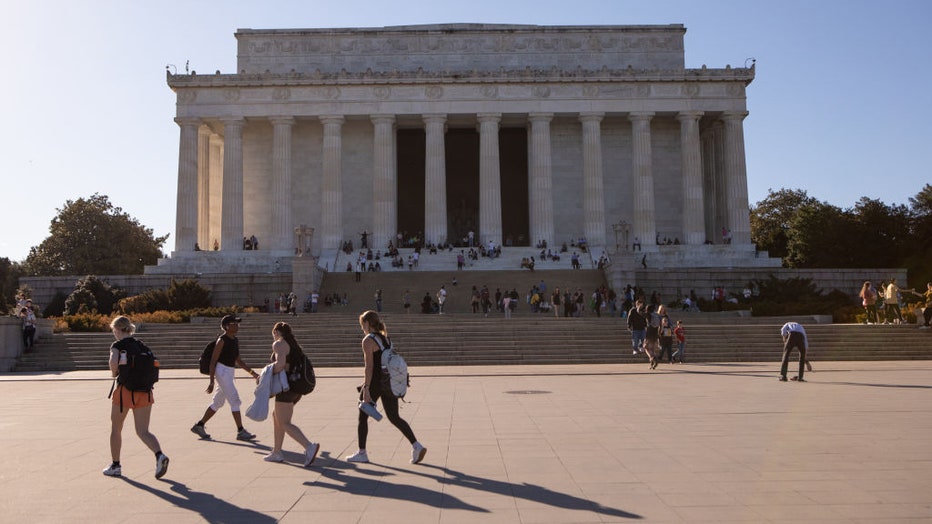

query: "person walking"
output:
779 321 809 382
658 316 675 364
346 310 427 464
859 281 878 324
437 285 447 314
883 279 904 324
191 315 260 441
626 300 648 358
262 322 320 466
672 320 686 363
103 316 169 478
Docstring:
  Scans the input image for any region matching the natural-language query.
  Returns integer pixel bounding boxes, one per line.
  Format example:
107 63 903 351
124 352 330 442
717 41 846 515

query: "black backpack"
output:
108 338 160 411
286 346 316 395
198 339 219 375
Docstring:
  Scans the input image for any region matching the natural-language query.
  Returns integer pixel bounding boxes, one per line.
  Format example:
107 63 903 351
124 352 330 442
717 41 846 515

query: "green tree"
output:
0 257 24 314
785 201 855 268
750 188 818 262
23 194 168 276
906 184 932 286
850 197 911 268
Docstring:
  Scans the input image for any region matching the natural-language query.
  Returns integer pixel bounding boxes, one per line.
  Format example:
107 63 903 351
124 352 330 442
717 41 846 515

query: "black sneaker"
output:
778 376 788 382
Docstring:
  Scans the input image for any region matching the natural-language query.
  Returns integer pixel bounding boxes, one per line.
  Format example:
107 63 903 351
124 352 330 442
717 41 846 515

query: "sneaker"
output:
190 424 211 439
102 463 122 477
791 376 806 382
263 451 284 463
345 450 369 463
236 428 256 441
411 442 427 464
778 376 788 382
632 349 637 355
805 361 813 372
155 453 170 479
304 443 320 467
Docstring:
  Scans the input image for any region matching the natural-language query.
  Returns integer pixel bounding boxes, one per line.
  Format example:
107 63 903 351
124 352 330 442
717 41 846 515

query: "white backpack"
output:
370 333 409 398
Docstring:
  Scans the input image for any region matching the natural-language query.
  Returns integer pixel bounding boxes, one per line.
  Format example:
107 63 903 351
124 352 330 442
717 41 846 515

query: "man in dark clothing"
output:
626 301 647 356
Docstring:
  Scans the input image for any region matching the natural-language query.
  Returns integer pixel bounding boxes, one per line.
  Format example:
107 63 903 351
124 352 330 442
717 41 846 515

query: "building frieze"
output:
167 65 753 90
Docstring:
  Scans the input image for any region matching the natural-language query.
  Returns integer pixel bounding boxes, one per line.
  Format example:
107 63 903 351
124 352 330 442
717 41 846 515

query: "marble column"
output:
580 112 606 247
528 113 554 247
270 117 294 251
677 110 705 245
219 117 244 251
174 117 200 253
320 115 345 251
423 114 448 245
371 115 397 251
196 125 211 250
722 111 751 245
629 112 656 250
477 113 503 246
208 135 223 250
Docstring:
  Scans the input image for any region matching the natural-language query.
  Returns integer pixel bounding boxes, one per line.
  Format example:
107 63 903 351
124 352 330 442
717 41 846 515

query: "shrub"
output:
62 312 111 332
63 276 125 315
166 278 212 310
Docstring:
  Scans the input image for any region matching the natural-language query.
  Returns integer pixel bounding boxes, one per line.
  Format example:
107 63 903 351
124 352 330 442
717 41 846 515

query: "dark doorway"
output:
445 129 479 246
395 126 528 247
397 129 425 242
500 128 529 246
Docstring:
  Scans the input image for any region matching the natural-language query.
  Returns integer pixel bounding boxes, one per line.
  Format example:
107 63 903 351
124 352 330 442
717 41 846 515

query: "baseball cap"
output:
220 314 242 327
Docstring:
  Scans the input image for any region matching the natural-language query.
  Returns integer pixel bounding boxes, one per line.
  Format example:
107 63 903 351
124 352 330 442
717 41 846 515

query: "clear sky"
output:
2 0 930 262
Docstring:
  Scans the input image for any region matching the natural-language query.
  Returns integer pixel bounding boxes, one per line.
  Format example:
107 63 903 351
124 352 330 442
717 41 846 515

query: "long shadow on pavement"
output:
307 461 641 519
120 477 276 524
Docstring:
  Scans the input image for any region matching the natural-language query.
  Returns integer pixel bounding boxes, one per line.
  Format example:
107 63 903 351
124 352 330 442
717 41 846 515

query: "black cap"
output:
220 314 242 327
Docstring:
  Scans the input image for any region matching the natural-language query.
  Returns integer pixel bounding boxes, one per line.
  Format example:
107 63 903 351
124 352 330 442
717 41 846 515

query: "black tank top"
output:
217 335 239 367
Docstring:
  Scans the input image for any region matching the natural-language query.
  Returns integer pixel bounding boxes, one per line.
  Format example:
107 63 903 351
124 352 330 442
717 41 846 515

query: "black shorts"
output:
275 390 303 404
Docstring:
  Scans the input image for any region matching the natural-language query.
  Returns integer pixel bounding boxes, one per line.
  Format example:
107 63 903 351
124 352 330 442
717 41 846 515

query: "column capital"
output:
370 114 396 125
676 110 704 122
477 113 502 124
628 112 655 123
720 110 749 122
218 116 245 127
528 112 553 123
174 117 201 127
578 112 604 123
268 116 295 127
319 115 345 126
422 113 447 125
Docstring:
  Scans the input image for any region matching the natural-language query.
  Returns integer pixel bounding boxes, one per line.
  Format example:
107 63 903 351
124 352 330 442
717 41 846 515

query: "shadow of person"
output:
310 462 641 519
120 477 276 524
307 463 488 512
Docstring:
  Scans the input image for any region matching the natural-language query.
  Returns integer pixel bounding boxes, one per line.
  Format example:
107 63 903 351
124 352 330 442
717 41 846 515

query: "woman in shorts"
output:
263 321 320 466
103 316 169 479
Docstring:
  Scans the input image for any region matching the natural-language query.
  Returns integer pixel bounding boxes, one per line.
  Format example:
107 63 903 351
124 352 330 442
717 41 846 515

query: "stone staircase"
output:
14 310 932 372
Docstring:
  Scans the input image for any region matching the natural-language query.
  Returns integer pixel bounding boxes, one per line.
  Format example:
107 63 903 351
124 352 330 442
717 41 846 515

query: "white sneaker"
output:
102 463 121 477
263 451 284 463
411 442 427 464
304 443 320 467
345 450 369 463
155 453 170 479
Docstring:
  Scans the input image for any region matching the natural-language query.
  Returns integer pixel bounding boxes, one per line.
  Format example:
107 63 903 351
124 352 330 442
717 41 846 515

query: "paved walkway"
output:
1 361 931 523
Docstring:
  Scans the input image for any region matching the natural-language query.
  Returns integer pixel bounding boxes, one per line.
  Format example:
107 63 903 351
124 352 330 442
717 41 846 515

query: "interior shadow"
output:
120 477 276 524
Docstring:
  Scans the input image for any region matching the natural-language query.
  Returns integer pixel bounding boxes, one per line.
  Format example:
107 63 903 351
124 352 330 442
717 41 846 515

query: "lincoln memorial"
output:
148 23 779 278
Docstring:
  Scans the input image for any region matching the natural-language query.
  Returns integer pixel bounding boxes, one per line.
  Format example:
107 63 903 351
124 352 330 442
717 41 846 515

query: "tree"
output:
23 194 168 276
785 201 855 268
850 197 911 268
750 188 818 262
0 257 24 314
906 184 932 286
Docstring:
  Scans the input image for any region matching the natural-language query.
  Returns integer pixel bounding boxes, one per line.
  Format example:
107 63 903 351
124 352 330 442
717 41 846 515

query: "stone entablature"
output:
234 24 686 75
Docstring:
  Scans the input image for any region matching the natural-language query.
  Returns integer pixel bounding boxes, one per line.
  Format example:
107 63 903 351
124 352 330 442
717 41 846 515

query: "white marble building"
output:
151 23 778 275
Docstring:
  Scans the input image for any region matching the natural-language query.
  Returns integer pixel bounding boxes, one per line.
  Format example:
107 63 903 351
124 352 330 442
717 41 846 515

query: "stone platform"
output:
1 361 930 522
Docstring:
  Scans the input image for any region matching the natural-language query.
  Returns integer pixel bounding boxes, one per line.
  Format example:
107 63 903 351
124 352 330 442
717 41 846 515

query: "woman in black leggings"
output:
345 310 427 464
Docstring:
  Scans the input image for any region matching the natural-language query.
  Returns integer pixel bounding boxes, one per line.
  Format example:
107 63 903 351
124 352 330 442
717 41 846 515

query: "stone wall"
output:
0 317 52 371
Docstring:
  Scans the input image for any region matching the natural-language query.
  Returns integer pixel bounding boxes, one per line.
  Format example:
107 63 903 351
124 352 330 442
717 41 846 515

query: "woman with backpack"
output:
263 321 320 466
346 310 426 464
103 315 169 479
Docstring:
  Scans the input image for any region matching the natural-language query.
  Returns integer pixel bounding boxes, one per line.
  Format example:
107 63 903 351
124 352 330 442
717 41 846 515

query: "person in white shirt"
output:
779 322 809 382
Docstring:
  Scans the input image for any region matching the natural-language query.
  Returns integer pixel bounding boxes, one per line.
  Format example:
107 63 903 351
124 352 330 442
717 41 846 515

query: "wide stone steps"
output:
13 312 932 372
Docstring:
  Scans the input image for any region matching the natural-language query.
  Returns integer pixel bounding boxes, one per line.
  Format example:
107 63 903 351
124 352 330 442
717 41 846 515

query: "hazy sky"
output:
2 0 930 262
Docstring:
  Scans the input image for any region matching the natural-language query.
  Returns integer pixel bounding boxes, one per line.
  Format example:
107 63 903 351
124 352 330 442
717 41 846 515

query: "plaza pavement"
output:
1 361 931 523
